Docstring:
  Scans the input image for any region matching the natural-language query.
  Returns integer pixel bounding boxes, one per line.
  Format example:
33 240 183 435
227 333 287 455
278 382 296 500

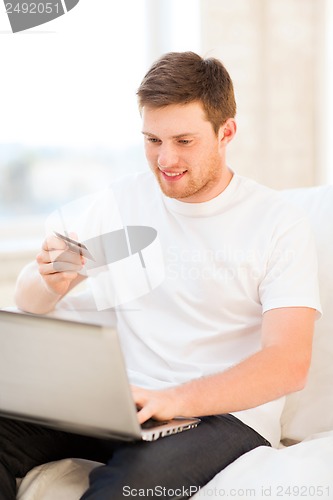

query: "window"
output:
0 0 201 307
0 0 201 222
0 0 148 224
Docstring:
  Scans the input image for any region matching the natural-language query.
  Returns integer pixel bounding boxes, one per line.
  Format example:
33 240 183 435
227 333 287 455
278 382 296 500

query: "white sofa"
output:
16 185 333 499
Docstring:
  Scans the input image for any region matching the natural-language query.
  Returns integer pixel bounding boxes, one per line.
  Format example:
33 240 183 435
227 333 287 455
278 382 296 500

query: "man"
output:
1 52 320 499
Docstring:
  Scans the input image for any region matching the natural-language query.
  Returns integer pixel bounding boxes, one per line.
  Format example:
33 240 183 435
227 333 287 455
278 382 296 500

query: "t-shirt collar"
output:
162 171 240 217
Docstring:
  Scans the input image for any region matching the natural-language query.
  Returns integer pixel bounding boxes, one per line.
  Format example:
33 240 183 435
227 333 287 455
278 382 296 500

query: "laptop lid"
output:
0 310 199 441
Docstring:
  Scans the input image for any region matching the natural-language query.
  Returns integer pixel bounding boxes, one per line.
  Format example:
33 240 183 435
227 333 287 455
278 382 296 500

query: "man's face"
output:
141 101 233 203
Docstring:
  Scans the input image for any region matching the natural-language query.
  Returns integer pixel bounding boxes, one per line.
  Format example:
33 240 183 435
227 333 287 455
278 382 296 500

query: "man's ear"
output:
218 118 237 145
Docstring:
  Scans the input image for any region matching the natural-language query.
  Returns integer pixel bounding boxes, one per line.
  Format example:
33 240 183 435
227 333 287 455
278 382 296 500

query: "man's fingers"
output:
52 261 83 272
53 250 84 265
41 234 85 264
131 385 151 423
136 405 153 425
40 235 69 266
68 231 79 241
37 247 84 268
38 261 81 276
131 386 167 424
42 234 67 252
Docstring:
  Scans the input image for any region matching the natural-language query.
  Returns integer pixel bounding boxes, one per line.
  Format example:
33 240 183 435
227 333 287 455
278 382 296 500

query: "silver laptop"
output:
0 310 200 441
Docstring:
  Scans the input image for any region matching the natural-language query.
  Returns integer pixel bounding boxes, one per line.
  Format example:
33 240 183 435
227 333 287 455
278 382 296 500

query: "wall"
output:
200 0 326 189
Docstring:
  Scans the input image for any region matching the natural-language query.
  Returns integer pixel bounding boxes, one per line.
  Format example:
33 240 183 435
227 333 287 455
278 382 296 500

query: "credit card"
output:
53 231 95 261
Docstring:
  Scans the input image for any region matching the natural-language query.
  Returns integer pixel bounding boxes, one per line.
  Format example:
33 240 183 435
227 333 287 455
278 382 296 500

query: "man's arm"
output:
133 307 316 424
15 233 86 314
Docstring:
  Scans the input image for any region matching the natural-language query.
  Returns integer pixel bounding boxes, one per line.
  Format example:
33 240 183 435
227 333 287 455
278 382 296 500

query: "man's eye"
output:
178 139 191 145
147 137 161 144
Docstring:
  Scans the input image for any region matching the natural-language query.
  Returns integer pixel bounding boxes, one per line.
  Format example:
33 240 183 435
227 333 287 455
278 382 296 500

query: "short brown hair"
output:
137 51 236 134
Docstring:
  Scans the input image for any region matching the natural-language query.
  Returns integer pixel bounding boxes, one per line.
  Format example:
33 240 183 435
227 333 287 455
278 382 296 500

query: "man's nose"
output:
157 145 179 169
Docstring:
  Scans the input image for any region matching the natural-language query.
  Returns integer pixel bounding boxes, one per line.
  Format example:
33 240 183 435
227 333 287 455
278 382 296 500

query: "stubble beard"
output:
152 156 223 201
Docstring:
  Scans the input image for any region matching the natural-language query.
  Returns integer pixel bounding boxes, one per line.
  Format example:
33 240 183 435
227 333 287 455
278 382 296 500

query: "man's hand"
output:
36 233 85 297
131 307 316 424
15 232 88 314
132 385 182 424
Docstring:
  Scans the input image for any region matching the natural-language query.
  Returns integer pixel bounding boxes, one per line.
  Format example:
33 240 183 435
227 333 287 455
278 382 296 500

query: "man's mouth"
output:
158 167 188 181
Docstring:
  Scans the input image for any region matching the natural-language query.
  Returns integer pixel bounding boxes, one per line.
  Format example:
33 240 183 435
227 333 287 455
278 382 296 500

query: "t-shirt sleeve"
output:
259 214 322 317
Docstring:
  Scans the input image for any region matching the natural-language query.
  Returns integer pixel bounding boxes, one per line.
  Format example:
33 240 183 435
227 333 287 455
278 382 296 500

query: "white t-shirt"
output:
63 171 322 448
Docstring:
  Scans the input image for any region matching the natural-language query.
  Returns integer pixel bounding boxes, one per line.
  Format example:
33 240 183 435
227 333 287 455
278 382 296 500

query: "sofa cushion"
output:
17 458 101 500
280 185 333 441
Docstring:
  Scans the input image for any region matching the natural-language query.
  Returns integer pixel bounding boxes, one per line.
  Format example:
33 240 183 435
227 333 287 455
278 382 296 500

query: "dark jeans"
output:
0 414 270 500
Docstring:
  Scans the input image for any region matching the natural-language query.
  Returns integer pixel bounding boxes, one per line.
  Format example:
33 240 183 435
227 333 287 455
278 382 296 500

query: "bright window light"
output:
0 0 147 148
0 0 202 219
